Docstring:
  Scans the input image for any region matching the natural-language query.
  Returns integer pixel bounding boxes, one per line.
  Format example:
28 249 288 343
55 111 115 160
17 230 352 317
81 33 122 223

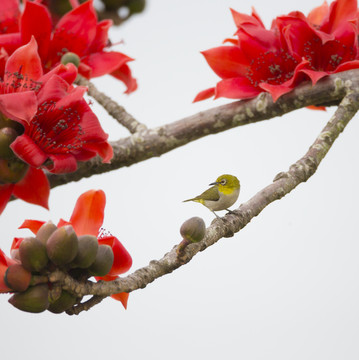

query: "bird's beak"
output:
209 181 219 186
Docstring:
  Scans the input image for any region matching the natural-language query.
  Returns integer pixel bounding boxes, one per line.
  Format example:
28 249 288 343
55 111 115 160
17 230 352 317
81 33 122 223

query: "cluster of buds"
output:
5 222 116 314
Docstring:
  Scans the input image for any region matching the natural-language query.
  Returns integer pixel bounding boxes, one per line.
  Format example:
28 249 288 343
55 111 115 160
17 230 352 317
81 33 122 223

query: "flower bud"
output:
0 158 28 184
4 264 32 292
46 225 79 266
36 221 58 245
48 290 77 314
8 284 49 313
71 235 98 269
19 237 48 272
180 217 206 243
0 127 18 158
61 52 80 67
88 244 114 277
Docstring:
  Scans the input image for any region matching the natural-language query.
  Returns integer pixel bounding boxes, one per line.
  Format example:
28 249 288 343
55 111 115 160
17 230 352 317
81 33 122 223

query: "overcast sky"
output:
1 0 359 359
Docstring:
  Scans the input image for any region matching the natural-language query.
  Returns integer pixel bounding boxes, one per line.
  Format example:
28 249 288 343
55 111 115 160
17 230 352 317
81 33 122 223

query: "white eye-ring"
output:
220 179 227 185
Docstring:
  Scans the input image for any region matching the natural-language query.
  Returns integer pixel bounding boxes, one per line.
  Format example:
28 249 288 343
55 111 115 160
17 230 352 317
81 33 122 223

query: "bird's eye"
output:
220 179 227 185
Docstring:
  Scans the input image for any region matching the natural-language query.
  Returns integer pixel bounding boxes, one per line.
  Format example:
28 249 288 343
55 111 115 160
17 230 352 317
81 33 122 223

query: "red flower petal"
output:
97 236 132 275
0 183 14 215
307 1 329 26
111 63 138 94
202 46 248 79
11 133 48 168
57 219 71 228
12 167 49 209
230 7 265 28
81 51 134 78
215 77 261 99
69 189 105 236
258 82 294 102
0 32 21 56
47 153 78 173
5 37 43 86
320 0 357 34
0 0 20 34
50 0 97 60
111 292 129 308
21 2 52 60
0 91 37 125
193 87 215 102
18 219 45 234
89 19 112 53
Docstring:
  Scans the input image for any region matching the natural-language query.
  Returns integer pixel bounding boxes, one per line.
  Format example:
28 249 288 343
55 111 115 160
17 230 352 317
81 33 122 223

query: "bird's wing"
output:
197 186 220 201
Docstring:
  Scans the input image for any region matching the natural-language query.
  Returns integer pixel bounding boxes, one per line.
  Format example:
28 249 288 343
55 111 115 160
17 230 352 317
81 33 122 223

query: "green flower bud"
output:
46 225 79 266
88 244 114 277
61 52 80 67
19 237 48 272
180 217 206 243
0 158 28 184
0 127 18 159
48 290 77 314
36 221 58 245
71 235 98 269
8 284 49 313
4 264 32 292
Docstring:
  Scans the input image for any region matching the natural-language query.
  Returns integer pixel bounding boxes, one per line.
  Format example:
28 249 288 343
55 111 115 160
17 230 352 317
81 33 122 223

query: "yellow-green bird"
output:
183 174 240 218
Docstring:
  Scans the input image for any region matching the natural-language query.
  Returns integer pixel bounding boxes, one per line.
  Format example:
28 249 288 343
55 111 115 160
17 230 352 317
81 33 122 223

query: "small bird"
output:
183 174 240 218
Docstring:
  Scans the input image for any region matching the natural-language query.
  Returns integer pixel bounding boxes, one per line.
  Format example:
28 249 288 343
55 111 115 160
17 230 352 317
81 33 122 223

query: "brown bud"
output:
48 290 77 314
180 217 206 243
19 237 48 272
4 264 32 292
46 225 79 266
88 244 114 277
8 284 49 313
36 221 58 245
71 235 98 269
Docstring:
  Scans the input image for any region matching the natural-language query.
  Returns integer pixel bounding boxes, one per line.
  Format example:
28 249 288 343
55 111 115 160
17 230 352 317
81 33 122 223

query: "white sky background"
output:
1 0 359 358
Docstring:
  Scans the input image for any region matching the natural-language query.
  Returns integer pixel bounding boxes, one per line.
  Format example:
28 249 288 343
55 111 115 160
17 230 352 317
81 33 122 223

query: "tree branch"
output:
76 75 147 134
48 69 358 189
49 88 359 314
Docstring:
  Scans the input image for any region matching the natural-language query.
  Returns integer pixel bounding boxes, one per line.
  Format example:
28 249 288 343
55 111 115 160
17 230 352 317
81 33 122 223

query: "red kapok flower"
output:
194 8 306 102
0 0 137 93
0 38 112 214
194 0 359 103
19 189 132 309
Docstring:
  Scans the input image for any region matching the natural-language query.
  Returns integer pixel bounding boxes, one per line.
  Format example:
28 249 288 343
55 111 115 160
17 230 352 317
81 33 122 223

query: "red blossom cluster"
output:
1 190 132 310
195 0 359 102
0 0 137 214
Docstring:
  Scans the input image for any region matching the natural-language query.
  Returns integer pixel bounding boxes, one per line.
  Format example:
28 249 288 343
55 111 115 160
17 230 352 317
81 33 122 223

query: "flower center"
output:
1 69 42 93
27 100 85 154
302 36 356 72
245 49 299 87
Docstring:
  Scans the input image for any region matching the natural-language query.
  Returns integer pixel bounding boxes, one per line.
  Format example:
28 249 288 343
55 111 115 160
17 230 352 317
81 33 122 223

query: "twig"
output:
49 88 359 314
66 295 106 315
76 75 147 134
48 69 357 189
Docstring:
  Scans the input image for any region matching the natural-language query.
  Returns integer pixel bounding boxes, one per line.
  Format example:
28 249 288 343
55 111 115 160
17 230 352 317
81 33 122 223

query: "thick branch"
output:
48 69 358 189
49 89 359 312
